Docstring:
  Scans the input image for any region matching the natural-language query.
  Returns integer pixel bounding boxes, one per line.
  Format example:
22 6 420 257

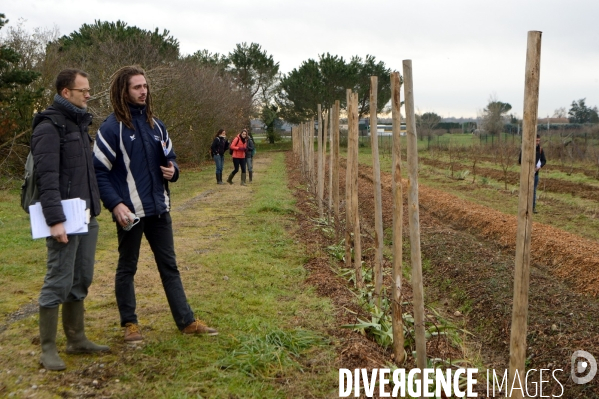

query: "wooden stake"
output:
404 59 427 377
345 92 354 272
328 107 334 221
317 105 324 218
391 71 405 364
350 92 363 288
509 31 542 399
370 76 384 309
333 101 340 233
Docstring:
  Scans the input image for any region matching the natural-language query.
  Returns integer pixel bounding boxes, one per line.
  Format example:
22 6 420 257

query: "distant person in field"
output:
226 128 248 185
210 128 229 184
93 65 218 343
31 69 109 371
245 131 255 182
519 134 546 213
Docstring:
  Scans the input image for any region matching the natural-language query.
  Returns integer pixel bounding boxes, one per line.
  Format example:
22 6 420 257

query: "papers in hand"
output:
29 198 88 239
536 159 542 169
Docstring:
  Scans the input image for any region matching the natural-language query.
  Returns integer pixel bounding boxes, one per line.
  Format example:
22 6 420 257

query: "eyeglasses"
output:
68 88 92 95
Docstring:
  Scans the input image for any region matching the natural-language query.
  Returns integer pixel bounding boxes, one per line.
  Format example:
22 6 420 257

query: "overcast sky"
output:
3 0 599 119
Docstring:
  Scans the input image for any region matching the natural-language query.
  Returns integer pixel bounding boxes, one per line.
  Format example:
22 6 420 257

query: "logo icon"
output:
130 134 136 141
571 350 597 384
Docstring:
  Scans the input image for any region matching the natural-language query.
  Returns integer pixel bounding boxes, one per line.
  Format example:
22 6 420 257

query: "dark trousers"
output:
115 213 195 330
533 173 539 210
39 218 99 308
231 157 246 175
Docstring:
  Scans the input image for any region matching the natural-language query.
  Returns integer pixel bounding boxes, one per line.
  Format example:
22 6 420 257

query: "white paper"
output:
29 198 88 239
536 159 541 169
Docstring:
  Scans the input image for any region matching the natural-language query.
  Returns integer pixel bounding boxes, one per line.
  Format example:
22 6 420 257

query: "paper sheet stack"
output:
29 198 88 239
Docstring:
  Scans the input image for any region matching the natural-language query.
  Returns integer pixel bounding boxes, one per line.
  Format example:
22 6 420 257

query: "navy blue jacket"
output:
93 106 179 218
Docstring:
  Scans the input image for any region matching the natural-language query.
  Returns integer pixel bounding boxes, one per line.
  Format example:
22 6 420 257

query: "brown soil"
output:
422 157 599 202
287 152 599 398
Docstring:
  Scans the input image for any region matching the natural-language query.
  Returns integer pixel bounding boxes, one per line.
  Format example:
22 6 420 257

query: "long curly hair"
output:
109 65 154 130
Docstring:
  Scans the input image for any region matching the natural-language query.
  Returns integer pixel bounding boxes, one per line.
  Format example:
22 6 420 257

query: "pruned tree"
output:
468 142 484 184
552 107 567 119
494 140 519 190
416 111 441 139
480 97 512 137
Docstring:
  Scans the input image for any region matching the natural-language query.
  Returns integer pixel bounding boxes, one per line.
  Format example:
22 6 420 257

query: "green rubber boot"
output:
39 306 66 371
62 301 109 354
227 172 235 185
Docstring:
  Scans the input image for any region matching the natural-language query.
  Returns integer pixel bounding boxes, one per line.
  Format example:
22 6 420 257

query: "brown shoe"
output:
182 319 218 336
124 323 143 342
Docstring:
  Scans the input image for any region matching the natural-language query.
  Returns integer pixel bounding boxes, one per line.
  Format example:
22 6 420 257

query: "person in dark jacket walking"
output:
519 134 547 213
93 65 218 342
210 128 229 184
226 129 248 185
31 68 109 371
245 132 255 183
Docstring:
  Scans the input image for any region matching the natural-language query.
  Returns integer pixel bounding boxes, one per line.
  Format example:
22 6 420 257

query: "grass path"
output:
0 151 338 398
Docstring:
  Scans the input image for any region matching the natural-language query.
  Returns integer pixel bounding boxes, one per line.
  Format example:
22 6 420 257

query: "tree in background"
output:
277 53 392 124
416 111 442 138
351 54 391 120
480 98 512 136
0 19 251 179
260 104 281 144
568 98 599 123
277 58 323 124
187 49 229 72
0 14 42 143
552 107 567 119
227 42 279 107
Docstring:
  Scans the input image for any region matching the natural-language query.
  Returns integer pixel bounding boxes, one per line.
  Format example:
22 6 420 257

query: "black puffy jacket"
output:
31 101 101 226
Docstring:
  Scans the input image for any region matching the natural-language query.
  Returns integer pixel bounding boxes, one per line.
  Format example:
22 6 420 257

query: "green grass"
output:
0 151 338 398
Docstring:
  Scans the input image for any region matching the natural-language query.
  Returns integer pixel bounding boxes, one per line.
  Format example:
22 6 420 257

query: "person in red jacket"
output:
226 129 248 186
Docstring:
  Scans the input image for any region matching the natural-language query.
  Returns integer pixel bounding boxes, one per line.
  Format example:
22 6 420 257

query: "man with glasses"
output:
31 69 109 371
93 65 218 343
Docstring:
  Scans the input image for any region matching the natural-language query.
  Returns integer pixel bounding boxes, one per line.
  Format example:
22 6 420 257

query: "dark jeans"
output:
213 154 224 174
39 217 99 308
231 157 246 175
533 173 539 210
115 213 195 330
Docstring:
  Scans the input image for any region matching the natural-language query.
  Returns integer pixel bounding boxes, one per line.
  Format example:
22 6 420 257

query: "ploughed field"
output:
286 152 599 398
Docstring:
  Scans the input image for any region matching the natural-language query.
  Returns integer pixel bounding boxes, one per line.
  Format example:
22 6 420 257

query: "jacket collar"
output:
128 103 147 118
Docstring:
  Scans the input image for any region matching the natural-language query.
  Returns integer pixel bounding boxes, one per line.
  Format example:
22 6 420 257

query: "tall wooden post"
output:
390 71 405 363
310 117 318 191
333 101 340 229
349 92 363 287
345 93 354 272
404 60 426 380
509 31 542 399
328 107 334 220
317 105 324 218
322 109 329 214
370 76 384 309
